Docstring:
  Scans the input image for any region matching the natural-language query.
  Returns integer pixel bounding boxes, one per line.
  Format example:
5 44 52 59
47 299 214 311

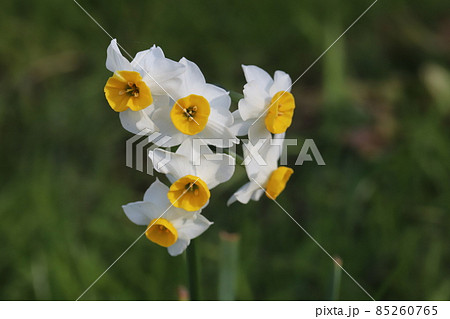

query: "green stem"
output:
187 240 201 301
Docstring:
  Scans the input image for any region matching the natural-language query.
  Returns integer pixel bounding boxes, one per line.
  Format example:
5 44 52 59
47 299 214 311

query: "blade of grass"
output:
331 256 343 300
218 232 240 301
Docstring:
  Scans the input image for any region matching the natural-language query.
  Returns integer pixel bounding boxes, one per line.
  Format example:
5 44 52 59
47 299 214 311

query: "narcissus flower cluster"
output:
103 39 296 256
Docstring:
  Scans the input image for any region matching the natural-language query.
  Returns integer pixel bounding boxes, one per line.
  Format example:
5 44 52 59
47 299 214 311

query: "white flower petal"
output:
119 107 157 135
242 65 273 92
175 138 234 188
242 136 276 183
175 58 206 98
167 237 190 256
143 179 170 209
176 213 213 239
153 93 171 108
106 39 132 72
226 194 238 206
269 70 292 96
227 181 261 205
175 138 212 160
122 201 159 225
131 46 164 69
239 81 270 121
265 132 285 171
251 189 265 201
209 94 233 126
164 206 199 220
150 106 185 147
149 77 184 98
197 120 239 148
248 119 271 147
242 141 269 183
242 142 262 181
229 110 252 136
177 140 234 190
195 152 235 189
154 133 184 148
200 84 228 101
132 46 186 96
149 149 194 180
119 94 166 135
163 139 234 189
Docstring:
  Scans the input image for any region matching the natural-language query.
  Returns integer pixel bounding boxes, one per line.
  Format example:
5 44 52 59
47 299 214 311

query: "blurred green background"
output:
1 0 449 300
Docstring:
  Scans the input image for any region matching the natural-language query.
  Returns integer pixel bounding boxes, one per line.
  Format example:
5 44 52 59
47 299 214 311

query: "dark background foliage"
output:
0 0 449 300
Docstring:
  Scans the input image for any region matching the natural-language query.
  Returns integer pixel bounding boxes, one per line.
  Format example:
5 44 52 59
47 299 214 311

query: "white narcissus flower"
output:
149 139 235 212
123 179 212 256
151 58 238 148
103 39 185 134
227 133 293 205
231 65 295 144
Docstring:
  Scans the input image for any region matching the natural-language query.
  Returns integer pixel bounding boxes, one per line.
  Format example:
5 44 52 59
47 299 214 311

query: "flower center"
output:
170 94 210 135
265 166 294 200
264 91 295 134
120 81 140 98
168 175 210 211
184 105 198 120
185 182 200 195
145 218 178 247
104 70 153 112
